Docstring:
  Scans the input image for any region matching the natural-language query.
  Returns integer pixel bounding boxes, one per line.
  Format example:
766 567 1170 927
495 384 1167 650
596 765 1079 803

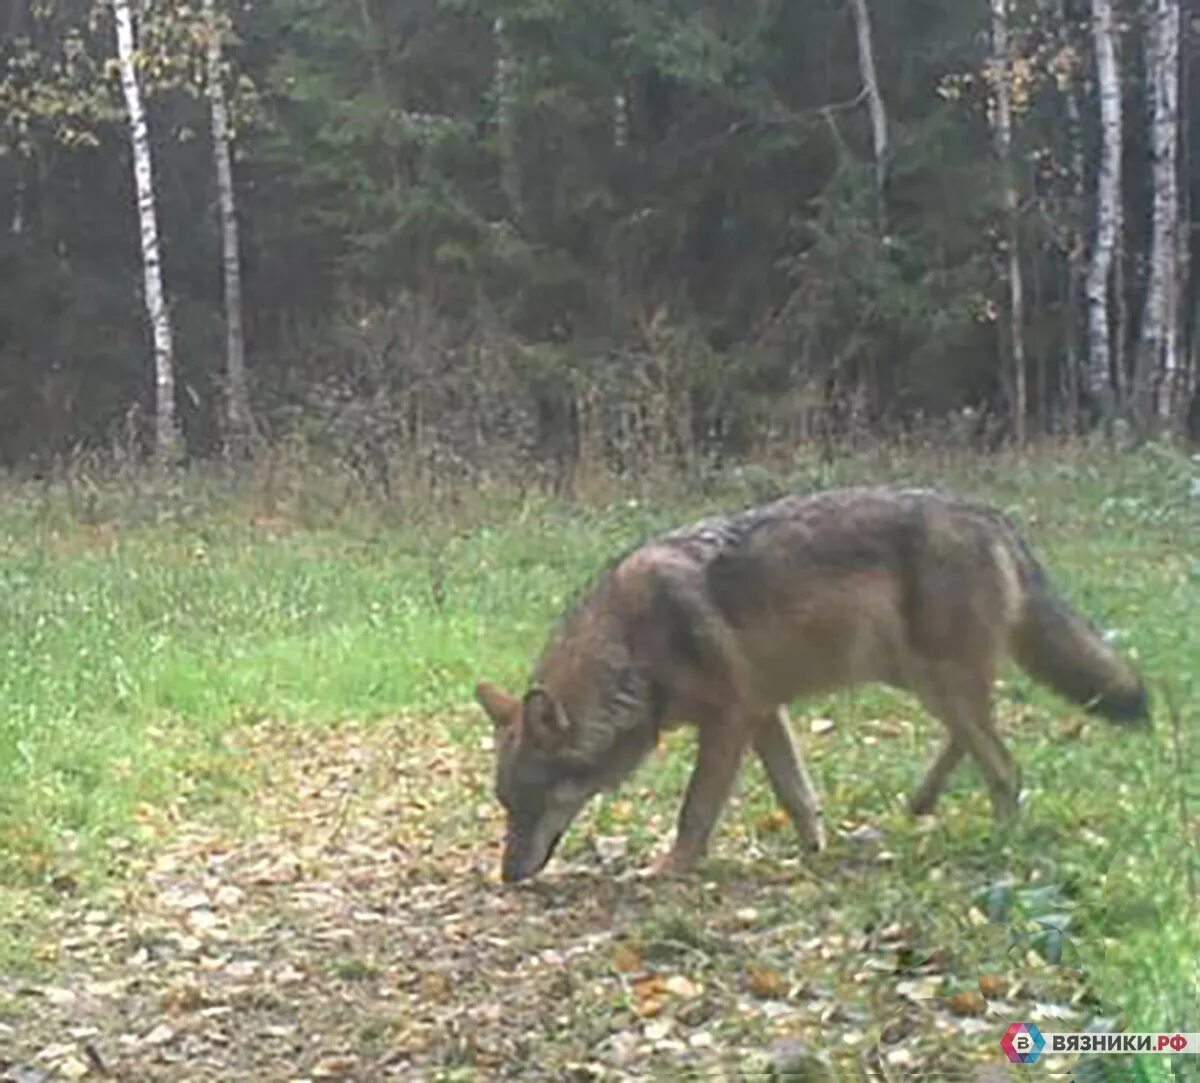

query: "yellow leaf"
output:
612 942 643 974
945 989 988 1016
419 971 450 1001
632 975 666 1001
634 996 665 1018
746 963 786 999
756 808 790 833
978 973 1009 999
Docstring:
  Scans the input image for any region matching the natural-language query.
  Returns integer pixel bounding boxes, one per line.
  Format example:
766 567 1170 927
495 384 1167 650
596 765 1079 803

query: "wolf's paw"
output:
643 849 697 879
800 818 826 854
906 788 940 818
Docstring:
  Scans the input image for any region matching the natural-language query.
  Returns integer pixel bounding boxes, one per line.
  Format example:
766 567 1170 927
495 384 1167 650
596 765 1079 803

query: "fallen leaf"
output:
634 996 665 1018
810 718 835 735
944 989 987 1016
895 976 942 1002
162 982 206 1014
593 835 628 863
420 971 450 1001
42 987 76 1008
214 884 244 908
978 972 1009 999
142 1023 175 1047
611 943 642 974
662 974 701 999
188 907 221 933
35 1043 77 1063
756 809 790 833
275 963 306 986
631 975 666 1001
312 1055 359 1079
57 1057 89 1081
608 800 633 823
746 964 785 999
643 1019 672 1041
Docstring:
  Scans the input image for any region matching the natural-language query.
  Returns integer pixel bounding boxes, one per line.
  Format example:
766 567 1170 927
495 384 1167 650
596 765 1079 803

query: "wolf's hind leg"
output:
913 668 1020 823
907 738 964 816
753 706 825 852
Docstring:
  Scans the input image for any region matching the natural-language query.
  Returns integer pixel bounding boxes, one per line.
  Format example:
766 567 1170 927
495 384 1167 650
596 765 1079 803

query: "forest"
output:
1 0 1197 478
1 4 1199 1079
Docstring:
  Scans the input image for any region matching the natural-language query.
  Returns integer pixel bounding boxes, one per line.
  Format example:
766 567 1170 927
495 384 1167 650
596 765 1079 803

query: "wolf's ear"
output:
522 687 571 748
475 680 521 729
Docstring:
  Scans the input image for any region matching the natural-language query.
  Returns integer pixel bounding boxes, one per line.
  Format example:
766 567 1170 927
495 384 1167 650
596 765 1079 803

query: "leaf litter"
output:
0 716 1095 1081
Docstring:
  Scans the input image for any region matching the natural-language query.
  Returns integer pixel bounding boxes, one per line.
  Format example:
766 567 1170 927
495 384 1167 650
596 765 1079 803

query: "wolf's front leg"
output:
753 706 825 853
654 716 753 876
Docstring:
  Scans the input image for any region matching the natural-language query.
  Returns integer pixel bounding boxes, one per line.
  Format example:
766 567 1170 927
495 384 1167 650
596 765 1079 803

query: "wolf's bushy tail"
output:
1011 579 1150 726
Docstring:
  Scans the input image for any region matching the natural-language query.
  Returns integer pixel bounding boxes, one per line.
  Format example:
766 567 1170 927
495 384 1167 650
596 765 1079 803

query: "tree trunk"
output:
1058 0 1087 434
113 0 181 463
1085 0 1123 428
1180 6 1195 418
1114 212 1128 403
990 0 1026 445
204 0 252 456
613 87 628 151
1133 0 1182 429
10 169 24 235
846 0 888 232
494 15 521 222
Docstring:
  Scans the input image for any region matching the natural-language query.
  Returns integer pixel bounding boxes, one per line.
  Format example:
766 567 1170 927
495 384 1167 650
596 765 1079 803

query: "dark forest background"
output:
2 0 1198 483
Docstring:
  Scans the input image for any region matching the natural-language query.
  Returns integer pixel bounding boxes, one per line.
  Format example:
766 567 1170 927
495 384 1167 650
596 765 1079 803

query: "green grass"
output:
0 443 1197 1070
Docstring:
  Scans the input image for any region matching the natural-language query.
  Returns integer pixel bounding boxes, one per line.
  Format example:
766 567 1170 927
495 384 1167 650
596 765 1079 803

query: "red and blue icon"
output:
1001 1022 1046 1064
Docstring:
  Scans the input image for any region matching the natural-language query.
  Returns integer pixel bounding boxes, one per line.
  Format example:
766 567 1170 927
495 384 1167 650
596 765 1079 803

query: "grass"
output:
0 442 1197 1076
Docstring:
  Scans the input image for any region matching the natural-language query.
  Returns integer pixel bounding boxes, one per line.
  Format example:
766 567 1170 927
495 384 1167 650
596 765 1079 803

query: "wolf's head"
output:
475 674 657 883
474 681 603 882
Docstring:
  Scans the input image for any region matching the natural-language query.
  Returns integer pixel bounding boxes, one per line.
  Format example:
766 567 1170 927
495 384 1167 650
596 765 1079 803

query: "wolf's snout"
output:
500 830 563 883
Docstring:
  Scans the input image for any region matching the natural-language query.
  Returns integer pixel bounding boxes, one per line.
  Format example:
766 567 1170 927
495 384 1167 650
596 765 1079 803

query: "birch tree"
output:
989 0 1027 444
1085 0 1122 425
113 0 181 462
203 0 252 453
846 0 888 232
1054 2 1087 432
494 15 521 222
1134 0 1182 429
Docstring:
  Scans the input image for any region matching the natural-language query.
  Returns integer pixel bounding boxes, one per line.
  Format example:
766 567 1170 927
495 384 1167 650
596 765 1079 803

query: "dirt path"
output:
1 718 1082 1081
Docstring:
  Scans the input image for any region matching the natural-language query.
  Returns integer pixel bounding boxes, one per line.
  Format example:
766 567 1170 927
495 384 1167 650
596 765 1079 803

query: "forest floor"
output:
0 446 1197 1081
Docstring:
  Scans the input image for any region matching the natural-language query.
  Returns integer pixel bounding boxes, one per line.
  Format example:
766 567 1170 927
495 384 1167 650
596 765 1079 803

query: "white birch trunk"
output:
203 0 252 453
847 0 888 231
10 171 23 235
1136 0 1182 425
613 88 628 151
1086 0 1123 421
113 0 181 462
494 15 521 220
990 0 1027 444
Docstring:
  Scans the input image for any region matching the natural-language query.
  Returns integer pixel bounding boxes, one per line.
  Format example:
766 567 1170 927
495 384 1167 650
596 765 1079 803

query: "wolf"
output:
475 486 1149 883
